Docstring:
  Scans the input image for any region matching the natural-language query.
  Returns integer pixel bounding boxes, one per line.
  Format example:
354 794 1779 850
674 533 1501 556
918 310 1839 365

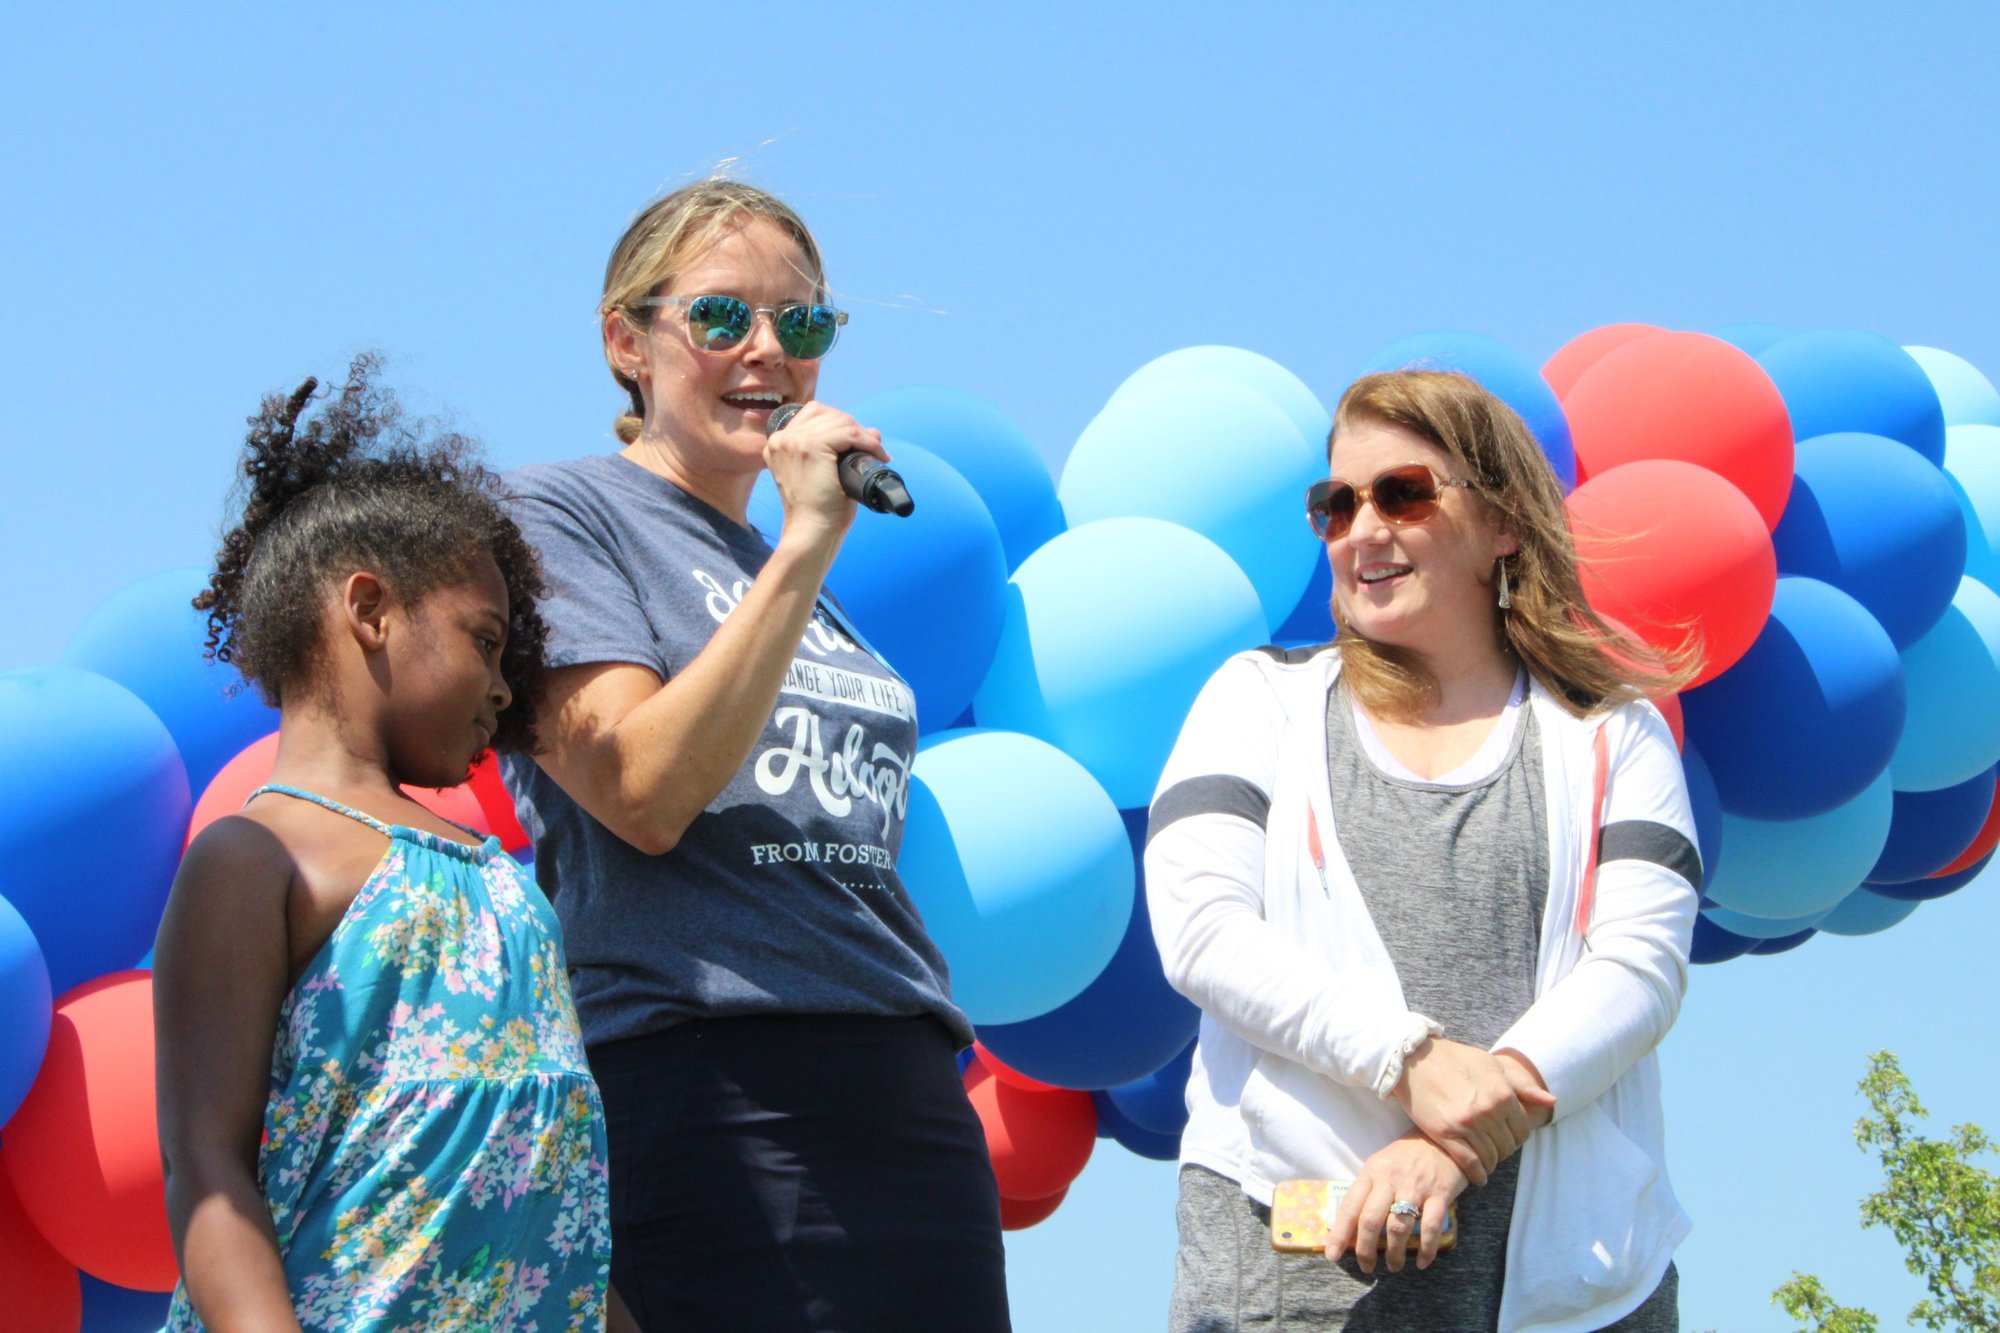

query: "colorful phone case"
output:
1269 1178 1457 1253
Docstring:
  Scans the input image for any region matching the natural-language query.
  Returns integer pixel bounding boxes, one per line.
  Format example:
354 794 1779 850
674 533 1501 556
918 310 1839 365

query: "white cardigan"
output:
1145 646 1699 1333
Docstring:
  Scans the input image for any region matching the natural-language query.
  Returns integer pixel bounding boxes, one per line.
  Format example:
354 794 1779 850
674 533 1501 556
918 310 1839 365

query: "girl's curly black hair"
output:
195 353 549 755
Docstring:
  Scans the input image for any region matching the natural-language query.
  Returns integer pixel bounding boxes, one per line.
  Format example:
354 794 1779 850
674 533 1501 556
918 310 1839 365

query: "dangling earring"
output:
1497 558 1513 610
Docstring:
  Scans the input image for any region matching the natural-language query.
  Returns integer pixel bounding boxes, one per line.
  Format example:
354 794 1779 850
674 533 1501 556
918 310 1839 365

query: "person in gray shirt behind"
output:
502 179 1007 1333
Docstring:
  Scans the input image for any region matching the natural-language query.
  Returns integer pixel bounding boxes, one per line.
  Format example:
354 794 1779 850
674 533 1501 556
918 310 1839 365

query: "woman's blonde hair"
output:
599 179 825 444
1329 370 1698 719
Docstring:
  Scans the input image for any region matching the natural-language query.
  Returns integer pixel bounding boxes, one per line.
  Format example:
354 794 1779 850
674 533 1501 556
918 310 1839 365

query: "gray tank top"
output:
1314 679 1551 1324
1326 682 1548 1047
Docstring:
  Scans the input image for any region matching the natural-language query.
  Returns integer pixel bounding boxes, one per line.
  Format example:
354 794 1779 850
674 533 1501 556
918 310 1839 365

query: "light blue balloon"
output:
1758 329 1947 465
899 728 1133 1024
1771 432 1966 650
61 566 278 799
851 387 1065 572
974 518 1270 808
1702 768 1893 920
1815 886 1922 937
1701 903 1832 940
1108 346 1333 454
1711 323 1792 357
1061 375 1317 630
1356 331 1575 489
750 440 1009 734
0 667 191 995
1943 425 2000 591
1905 346 2000 428
1892 576 2000 791
0 890 52 1126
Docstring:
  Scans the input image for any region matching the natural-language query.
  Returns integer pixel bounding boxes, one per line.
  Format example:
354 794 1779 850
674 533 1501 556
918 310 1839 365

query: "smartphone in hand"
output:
1269 1178 1457 1254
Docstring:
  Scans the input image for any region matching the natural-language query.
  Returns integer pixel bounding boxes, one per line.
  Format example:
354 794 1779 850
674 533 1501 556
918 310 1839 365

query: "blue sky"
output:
5 5 1998 1328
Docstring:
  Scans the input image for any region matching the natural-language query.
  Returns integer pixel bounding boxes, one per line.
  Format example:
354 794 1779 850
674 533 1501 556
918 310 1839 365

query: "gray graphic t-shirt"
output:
501 452 969 1049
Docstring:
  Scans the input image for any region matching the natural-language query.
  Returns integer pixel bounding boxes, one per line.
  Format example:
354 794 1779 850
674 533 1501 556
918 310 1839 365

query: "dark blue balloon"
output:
1092 1091 1181 1161
1357 332 1575 489
0 667 191 995
1757 329 1948 466
1274 553 1336 644
1689 914 1757 964
1680 578 1905 820
60 567 279 799
1747 929 1817 956
1869 850 1992 902
1105 1037 1196 1136
974 808 1200 1089
79 1273 171 1332
1710 323 1792 357
1680 743 1722 891
1772 433 1966 650
1866 765 1996 885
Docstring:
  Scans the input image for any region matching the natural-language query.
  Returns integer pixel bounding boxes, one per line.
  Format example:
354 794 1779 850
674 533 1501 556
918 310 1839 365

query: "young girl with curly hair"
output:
153 357 628 1332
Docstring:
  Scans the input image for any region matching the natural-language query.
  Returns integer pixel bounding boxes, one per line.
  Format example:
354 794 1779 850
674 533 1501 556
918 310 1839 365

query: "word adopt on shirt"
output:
755 708 914 839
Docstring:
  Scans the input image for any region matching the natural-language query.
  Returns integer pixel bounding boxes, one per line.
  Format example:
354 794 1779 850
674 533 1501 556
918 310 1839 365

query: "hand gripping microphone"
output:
766 402 915 517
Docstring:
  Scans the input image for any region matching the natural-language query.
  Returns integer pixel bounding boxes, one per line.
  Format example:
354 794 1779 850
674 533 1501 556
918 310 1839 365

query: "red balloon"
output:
1931 777 2000 878
0 1167 82 1332
973 1041 1059 1093
0 972 177 1291
1543 323 1666 400
1567 460 1777 688
999 1186 1069 1231
185 731 278 845
963 1062 1096 1203
465 752 530 852
190 735 520 849
1565 331 1795 530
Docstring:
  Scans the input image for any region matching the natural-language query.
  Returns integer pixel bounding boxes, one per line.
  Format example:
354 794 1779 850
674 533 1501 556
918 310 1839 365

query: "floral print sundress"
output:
166 784 611 1332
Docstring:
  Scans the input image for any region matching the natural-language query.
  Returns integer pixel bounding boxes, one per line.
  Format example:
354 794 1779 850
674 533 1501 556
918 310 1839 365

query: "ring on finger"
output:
1387 1201 1420 1222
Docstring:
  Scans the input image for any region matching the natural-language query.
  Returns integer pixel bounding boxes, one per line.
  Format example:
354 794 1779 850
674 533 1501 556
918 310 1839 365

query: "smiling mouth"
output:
722 391 784 412
1359 565 1412 584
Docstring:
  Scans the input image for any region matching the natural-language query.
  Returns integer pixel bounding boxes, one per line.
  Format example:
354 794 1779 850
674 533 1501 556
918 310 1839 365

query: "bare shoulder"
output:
172 812 299 903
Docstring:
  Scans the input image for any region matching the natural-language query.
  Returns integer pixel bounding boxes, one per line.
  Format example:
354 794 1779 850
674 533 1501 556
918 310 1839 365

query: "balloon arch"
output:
6 327 2000 1320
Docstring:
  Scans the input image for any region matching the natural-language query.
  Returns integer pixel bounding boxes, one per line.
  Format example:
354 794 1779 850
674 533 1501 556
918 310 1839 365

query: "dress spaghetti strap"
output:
247 783 394 837
167 781 610 1332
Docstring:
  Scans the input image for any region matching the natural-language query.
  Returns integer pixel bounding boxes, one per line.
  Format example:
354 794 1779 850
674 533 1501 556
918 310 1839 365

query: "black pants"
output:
589 1014 1012 1332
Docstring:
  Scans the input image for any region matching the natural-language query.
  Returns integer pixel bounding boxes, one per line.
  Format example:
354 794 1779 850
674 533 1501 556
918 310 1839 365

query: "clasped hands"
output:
1323 1039 1556 1273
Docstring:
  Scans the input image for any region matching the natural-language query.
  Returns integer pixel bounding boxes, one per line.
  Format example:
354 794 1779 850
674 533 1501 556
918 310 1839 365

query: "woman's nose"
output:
1346 496 1394 543
737 309 787 365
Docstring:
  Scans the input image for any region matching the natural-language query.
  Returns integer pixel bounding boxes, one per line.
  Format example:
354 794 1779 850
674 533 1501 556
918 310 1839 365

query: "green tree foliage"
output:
1775 1051 1999 1332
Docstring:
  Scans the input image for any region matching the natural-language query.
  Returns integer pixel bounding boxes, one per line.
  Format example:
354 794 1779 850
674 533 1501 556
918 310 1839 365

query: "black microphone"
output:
766 402 915 517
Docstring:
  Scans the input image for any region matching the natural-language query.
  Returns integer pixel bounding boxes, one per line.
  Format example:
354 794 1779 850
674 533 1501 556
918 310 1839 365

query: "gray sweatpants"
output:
1168 1166 1677 1332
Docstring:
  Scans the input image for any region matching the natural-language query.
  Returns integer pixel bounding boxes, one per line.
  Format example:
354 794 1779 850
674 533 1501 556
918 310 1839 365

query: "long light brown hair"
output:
1329 370 1698 719
599 179 825 444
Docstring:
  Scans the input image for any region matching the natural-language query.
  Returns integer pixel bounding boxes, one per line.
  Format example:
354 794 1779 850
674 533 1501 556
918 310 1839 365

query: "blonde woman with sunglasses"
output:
499 181 1009 1331
1147 371 1700 1331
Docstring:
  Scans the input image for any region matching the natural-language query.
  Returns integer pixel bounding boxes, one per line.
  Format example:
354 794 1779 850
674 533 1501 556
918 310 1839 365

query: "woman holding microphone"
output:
503 180 1008 1332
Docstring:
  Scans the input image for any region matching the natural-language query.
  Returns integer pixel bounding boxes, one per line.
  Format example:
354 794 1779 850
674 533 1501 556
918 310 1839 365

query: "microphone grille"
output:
765 402 804 436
